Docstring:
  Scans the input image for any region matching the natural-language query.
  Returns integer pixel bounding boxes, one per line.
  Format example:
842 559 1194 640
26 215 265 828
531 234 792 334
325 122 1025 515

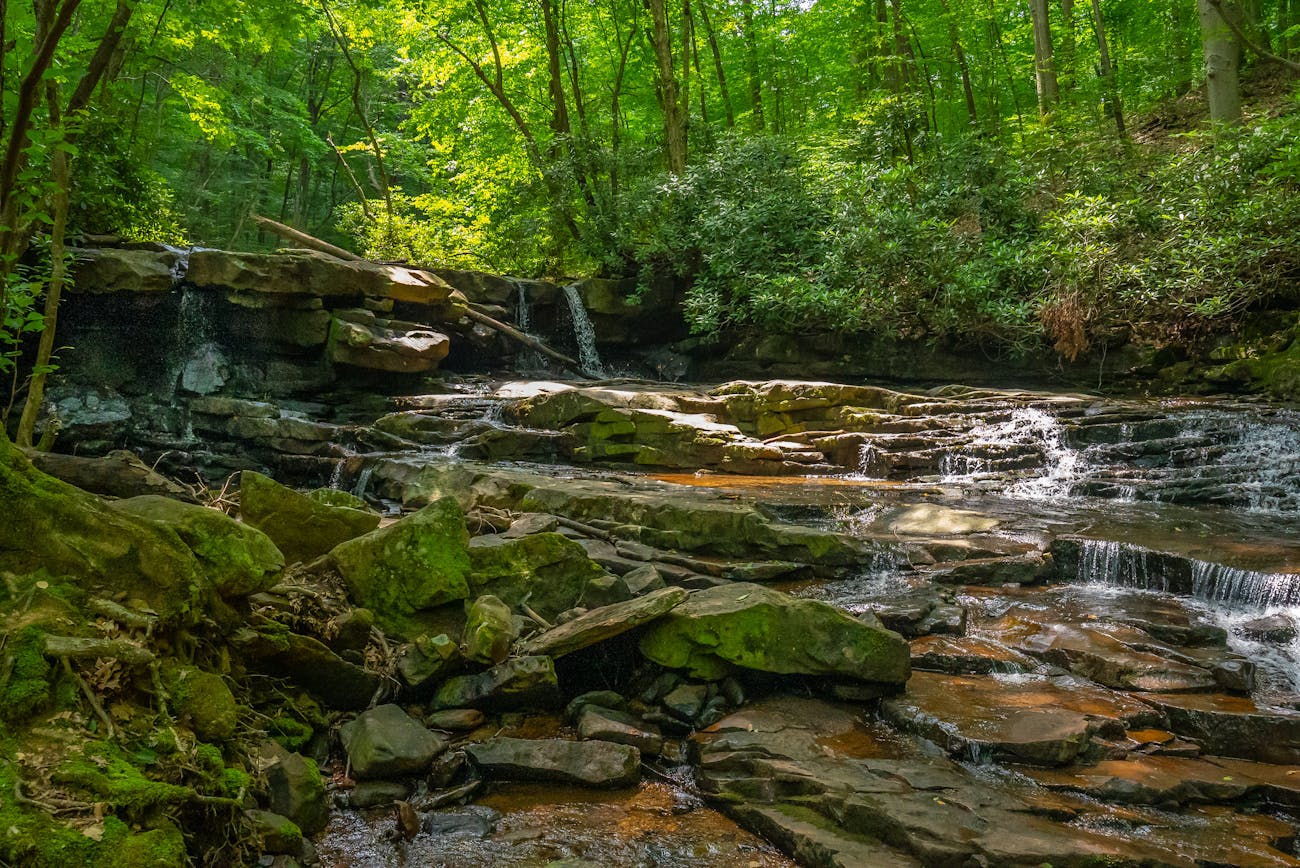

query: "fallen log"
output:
24 448 198 503
43 635 156 665
251 214 593 378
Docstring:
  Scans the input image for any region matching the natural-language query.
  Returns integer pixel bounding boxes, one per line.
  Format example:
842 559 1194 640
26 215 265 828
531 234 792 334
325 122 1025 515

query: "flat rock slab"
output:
521 587 687 658
1019 753 1300 808
909 635 1039 675
465 737 640 787
881 671 1160 766
1143 692 1300 765
691 693 1300 868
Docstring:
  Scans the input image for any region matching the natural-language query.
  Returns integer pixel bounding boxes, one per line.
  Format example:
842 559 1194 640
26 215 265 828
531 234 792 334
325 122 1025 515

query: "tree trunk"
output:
15 88 71 448
649 0 687 172
1029 0 1059 116
1091 0 1126 137
1058 0 1077 92
1172 0 1194 95
1198 0 1243 125
939 0 977 125
698 0 734 127
742 0 764 130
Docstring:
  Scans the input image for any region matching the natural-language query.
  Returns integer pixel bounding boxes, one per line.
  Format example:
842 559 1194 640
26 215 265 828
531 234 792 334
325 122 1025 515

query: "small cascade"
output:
857 443 887 479
352 466 375 500
940 406 1084 499
510 278 547 372
327 459 346 490
1075 539 1166 592
562 284 607 378
1191 561 1300 609
1075 538 1300 608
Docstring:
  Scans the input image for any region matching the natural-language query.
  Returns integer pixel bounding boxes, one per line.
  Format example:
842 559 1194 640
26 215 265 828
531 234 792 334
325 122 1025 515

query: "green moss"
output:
52 741 195 816
221 766 251 797
330 497 472 626
0 757 184 868
1 627 53 723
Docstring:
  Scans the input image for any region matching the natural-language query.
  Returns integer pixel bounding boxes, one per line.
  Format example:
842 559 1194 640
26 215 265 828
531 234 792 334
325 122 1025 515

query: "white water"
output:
940 406 1085 500
562 284 607 378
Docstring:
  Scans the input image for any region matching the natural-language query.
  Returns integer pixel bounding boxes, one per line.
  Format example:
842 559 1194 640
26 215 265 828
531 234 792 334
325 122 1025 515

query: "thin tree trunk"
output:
1091 0 1126 137
698 0 734 127
743 0 764 130
1058 0 1077 92
1029 0 1059 116
1198 0 1243 124
15 87 71 448
939 0 977 126
1172 0 1194 95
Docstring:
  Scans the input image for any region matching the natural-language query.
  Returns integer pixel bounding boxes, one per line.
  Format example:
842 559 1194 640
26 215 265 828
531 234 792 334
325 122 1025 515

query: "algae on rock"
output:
329 496 472 628
639 583 911 683
240 470 380 564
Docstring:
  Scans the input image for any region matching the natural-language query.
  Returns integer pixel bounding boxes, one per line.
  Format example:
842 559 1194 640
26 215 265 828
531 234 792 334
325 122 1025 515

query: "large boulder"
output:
0 436 209 622
240 470 379 564
467 533 606 621
330 498 472 628
70 247 181 294
327 309 451 373
465 737 640 788
639 583 911 684
110 495 284 598
339 704 448 779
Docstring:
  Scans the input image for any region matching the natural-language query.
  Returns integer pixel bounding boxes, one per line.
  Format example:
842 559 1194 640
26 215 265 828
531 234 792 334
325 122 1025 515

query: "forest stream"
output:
5 251 1300 868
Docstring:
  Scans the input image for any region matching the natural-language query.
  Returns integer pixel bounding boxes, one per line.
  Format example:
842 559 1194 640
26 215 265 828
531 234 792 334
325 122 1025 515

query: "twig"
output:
520 603 553 631
63 657 115 739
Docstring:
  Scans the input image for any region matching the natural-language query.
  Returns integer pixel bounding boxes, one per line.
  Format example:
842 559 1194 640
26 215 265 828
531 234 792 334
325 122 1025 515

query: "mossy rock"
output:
164 665 238 742
639 583 911 684
467 532 604 621
0 436 208 622
241 470 380 564
463 595 517 664
111 495 283 597
330 497 472 629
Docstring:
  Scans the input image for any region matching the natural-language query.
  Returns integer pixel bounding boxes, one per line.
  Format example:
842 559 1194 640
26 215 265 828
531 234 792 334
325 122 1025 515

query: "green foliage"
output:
69 122 186 243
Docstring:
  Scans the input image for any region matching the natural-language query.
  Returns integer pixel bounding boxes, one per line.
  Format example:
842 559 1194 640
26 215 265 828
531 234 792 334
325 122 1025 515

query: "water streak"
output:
562 284 606 378
511 278 546 372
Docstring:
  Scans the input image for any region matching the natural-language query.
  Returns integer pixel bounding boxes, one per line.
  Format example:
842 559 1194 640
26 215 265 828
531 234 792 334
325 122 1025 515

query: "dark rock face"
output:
339 704 448 779
465 737 641 787
431 656 561 712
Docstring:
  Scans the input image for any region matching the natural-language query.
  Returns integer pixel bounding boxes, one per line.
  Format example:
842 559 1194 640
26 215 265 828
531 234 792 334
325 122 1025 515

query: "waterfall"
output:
1075 538 1300 608
1191 561 1300 609
940 406 1084 499
352 466 374 499
1076 539 1166 592
562 284 606 378
510 278 546 372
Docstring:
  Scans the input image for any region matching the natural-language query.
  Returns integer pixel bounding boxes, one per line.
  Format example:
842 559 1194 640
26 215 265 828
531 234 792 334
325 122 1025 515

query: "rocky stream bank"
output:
4 246 1300 867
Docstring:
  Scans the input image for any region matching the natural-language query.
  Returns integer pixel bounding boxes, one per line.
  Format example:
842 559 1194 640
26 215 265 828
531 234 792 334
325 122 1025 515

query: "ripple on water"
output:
315 780 795 868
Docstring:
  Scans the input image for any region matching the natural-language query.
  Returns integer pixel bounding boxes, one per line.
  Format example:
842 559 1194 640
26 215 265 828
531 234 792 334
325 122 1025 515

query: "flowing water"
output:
562 284 607 378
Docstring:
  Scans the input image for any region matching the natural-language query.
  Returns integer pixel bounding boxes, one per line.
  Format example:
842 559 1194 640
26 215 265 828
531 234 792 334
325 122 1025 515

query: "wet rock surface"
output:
14 360 1300 867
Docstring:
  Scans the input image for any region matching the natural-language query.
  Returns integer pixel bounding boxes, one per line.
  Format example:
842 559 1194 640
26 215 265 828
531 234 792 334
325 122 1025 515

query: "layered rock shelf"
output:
8 256 1300 866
